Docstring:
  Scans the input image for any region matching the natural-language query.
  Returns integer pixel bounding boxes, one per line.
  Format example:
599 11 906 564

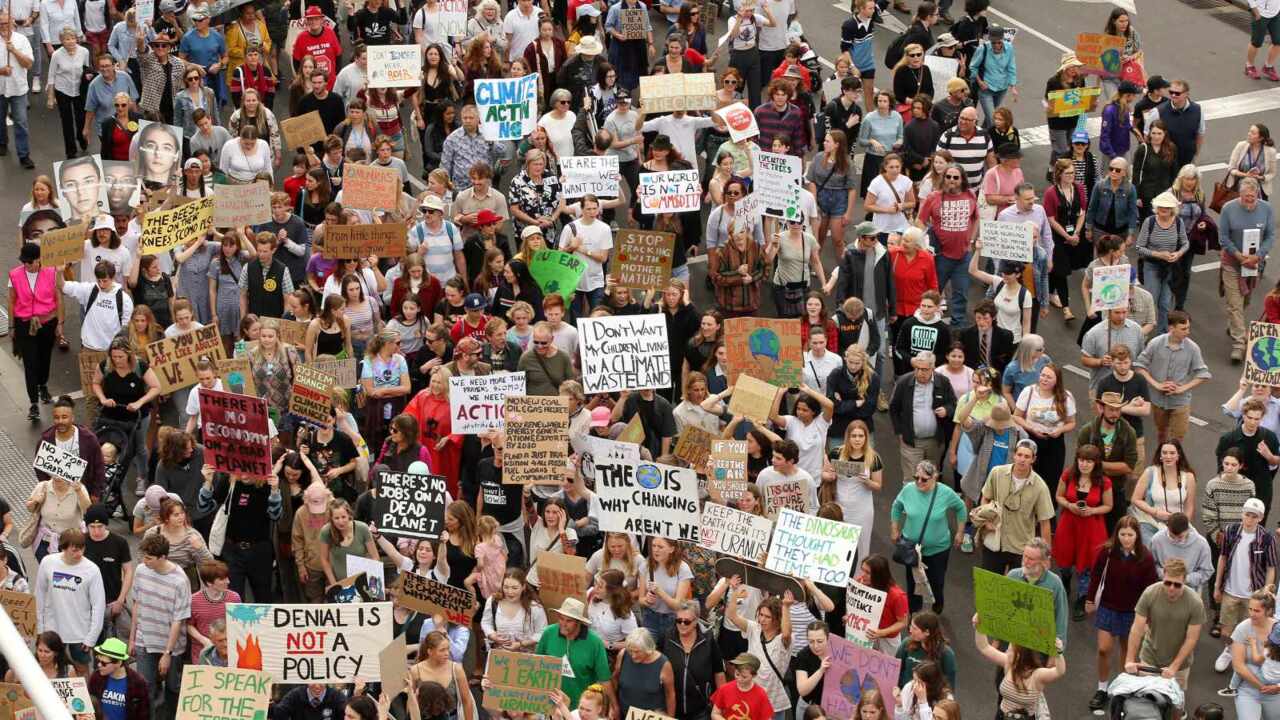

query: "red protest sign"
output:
199 389 272 478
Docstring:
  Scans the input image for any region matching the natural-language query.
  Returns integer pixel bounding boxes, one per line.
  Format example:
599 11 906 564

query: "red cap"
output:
303 5 324 17
475 209 503 227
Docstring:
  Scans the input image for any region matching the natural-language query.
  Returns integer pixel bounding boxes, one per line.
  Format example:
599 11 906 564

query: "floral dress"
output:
508 170 563 236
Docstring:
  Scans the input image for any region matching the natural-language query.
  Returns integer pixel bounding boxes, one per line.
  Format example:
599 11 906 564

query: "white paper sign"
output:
765 508 862 586
698 502 773 563
979 220 1035 263
752 150 804 221
578 436 641 485
136 0 155 26
844 579 887 648
345 554 386 600
924 55 959 90
50 677 94 715
1243 228 1261 278
448 373 527 434
596 459 700 541
367 45 423 88
439 0 468 36
225 602 394 682
476 74 540 141
560 155 621 199
577 314 672 393
33 441 87 483
636 170 701 215
716 102 760 143
1090 264 1131 312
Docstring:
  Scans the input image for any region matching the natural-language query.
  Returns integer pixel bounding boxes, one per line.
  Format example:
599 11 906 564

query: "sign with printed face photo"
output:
101 160 140 216
54 155 107 223
130 121 184 188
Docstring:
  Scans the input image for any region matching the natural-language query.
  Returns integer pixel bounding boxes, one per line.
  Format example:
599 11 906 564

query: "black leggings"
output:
1050 236 1074 305
14 317 56 405
55 90 86 158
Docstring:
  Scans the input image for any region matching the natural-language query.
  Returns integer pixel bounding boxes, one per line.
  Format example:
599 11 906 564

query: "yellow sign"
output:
141 196 214 255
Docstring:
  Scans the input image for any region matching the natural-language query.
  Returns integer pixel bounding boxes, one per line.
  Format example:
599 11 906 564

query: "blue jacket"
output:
969 41 1017 92
1086 179 1139 237
1099 102 1132 159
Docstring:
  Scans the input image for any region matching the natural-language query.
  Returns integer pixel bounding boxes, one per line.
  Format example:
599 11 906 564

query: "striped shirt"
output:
1203 476 1257 537
1135 216 1189 259
936 126 993 189
411 220 463 283
130 563 191 654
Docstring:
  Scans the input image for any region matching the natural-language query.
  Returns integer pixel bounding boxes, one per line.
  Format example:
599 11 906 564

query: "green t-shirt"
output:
533 625 612 709
1135 582 1207 667
318 520 374 580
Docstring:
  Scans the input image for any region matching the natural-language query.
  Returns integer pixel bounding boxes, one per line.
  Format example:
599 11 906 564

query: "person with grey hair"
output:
981 438 1054 575
889 348 957 484
1218 176 1275 361
538 89 576 161
611 627 676 720
1007 537 1071 649
891 460 968 612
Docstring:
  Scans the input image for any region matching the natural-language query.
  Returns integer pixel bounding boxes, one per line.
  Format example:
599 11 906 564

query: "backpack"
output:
883 31 911 70
1139 215 1185 262
85 285 126 328
988 279 1029 310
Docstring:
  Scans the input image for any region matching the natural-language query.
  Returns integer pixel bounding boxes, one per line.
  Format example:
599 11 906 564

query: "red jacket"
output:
800 316 839 352
888 246 939 317
390 274 444 322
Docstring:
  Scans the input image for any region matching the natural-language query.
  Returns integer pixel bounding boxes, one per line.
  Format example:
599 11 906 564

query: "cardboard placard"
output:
637 170 701 215
698 502 772 564
141 196 215 256
0 684 31 719
305 357 359 389
503 395 570 484
844 579 887 648
619 7 646 39
578 314 672 394
638 72 717 114
347 555 386 600
979 220 1035 263
262 317 309 347
765 508 861 586
398 573 474 624
673 425 713 472
560 155 621 199
280 111 327 149
177 666 272 720
820 636 901 718
289 364 337 425
973 568 1058 655
1248 322 1280 387
762 479 807 517
617 414 645 445
79 349 108 396
217 357 257 397
752 150 804 222
200 389 272 479
37 221 87 269
611 229 675 292
146 324 227 394
724 318 802 387
368 44 423 88
213 181 272 227
373 471 448 540
597 459 700 541
1091 264 1131 312
529 249 588 301
449 372 527 434
483 651 562 715
0 590 36 637
325 571 377 604
716 102 760 143
535 551 588 612
33 441 87 483
225 602 394 682
475 74 540 141
726 374 781 424
341 164 402 211
378 635 410 711
713 557 807 602
1046 87 1102 118
708 439 748 501
1075 32 1125 76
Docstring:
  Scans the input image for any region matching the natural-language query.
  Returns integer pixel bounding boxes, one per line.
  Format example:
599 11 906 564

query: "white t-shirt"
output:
165 321 204 339
755 467 818 514
757 0 793 51
538 112 578 161
81 242 131 284
502 6 542 62
729 13 767 51
1014 387 1077 434
1227 529 1257 599
63 280 133 351
867 174 914 233
412 6 445 47
802 350 841 394
641 560 693 616
559 218 612 292
991 282 1032 342
185 379 225 428
783 414 831 480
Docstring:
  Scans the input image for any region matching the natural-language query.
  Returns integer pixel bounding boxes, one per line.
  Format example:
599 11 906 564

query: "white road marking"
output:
831 2 906 32
1063 364 1210 426
68 390 85 400
1063 0 1136 14
819 56 836 70
1192 261 1222 273
986 7 1071 54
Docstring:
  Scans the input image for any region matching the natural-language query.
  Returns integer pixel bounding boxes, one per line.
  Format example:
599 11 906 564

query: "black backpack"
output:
84 285 126 327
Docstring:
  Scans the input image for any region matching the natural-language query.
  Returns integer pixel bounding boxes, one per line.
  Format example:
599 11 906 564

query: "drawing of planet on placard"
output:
636 463 663 489
1250 335 1280 374
1100 47 1122 74
1097 281 1126 308
838 669 882 707
749 327 781 379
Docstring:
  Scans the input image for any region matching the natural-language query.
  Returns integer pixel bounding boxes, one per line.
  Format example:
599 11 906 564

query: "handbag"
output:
1210 181 1239 214
208 477 237 556
18 508 40 549
1120 53 1146 87
893 485 937 567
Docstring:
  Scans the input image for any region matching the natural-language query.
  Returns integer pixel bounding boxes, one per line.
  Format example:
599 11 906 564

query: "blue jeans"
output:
135 649 183 719
935 251 971 327
978 88 1008 130
575 286 605 316
1143 262 1175 333
0 92 31 158
640 607 675 642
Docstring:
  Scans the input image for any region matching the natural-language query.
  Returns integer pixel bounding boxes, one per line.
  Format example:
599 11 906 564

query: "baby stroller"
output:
93 415 142 522
1107 670 1184 720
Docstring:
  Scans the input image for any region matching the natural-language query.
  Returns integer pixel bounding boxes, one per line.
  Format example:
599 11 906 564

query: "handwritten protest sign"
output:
50 677 93 715
1249 322 1280 387
578 435 640 486
638 73 717 114
373 471 448 540
578 314 671 393
709 439 749 501
766 508 860 585
673 425 713 472
368 45 422 88
627 711 676 720
597 459 700 541
560 155 620 199
611 229 675 292
213 181 271 226
637 170 701 214
699 502 772 563
37 221 87 269
200 389 272 479
0 684 31 719
536 551 588 611
844 580 887 648
226 602 393 682
1046 87 1102 117
752 150 804 221
346 555 386 600
979 220 1035 263
265 317 308 347
504 395 569 484
341 163 401 211
305 357 359 389
727 374 780 424
289 364 336 425
619 7 646 39
449 372 527 434
280 111 326 149
714 557 807 601
321 223 408 259
724 318 802 387
398 574 474 624
530 248 587 300
924 55 958 89
821 636 901 718
0 591 36 637
1076 32 1125 76
379 637 413 720
618 414 645 445
439 0 467 35
1091 264 1131 312
483 651 562 715
476 74 540 141
33 441 87 483
146 325 226 393
141 196 214 255
973 568 1057 655
79 349 107 397
762 479 807 517
717 102 760 142
177 666 272 720
217 357 257 397
732 192 761 229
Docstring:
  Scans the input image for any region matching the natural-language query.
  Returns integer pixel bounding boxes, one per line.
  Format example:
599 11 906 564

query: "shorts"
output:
1095 605 1136 638
1221 593 1251 630
859 68 876 80
1252 13 1280 47
817 187 850 217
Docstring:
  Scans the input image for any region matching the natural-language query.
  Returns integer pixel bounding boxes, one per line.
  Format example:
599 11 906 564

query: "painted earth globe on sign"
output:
1251 336 1280 373
636 463 663 489
748 328 781 362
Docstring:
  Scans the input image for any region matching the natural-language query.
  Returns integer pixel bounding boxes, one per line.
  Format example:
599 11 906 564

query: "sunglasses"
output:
907 52 923 57
675 618 696 626
944 174 961 180
724 79 738 85
557 100 569 105
1163 580 1184 589
95 656 120 664
1169 90 1185 96
533 339 551 346
1109 167 1124 173
114 102 129 107
914 476 931 483
725 190 742 196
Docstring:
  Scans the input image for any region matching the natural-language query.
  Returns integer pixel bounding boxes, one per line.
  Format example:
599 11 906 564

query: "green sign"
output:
973 568 1057 656
530 249 587 301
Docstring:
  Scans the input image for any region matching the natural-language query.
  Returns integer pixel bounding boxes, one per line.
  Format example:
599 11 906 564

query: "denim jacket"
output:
1086 178 1139 237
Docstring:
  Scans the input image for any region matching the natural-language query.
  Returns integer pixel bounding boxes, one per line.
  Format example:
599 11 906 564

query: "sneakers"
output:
1231 347 1245 363
19 156 34 169
38 385 52 404
1218 686 1239 697
1089 690 1109 711
960 532 974 553
1214 646 1234 672
1247 64 1262 79
877 393 889 412
1072 598 1086 622
1265 66 1280 82
27 404 38 422
30 77 39 93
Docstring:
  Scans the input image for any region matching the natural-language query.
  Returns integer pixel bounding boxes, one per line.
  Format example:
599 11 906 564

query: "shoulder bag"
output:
1210 181 1239 214
208 477 238 556
893 486 937 567
18 483 44 548
759 630 797 704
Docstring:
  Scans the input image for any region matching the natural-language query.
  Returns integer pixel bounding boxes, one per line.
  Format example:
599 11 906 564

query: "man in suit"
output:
959 300 1014 379
888 350 957 484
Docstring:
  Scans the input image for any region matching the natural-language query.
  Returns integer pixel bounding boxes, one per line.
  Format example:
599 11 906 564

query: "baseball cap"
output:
303 482 330 514
729 653 761 673
85 504 111 526
303 5 324 17
184 157 202 170
855 221 877 237
935 33 960 48
576 4 601 18
590 406 612 428
1071 130 1090 145
190 8 209 20
464 293 486 311
420 195 444 212
521 225 544 240
1244 498 1266 517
